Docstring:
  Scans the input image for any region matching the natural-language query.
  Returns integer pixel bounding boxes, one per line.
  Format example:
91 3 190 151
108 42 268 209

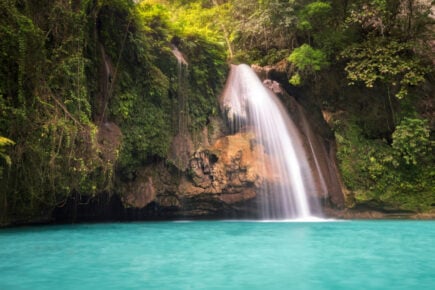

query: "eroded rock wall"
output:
116 132 269 218
52 65 346 222
114 73 345 219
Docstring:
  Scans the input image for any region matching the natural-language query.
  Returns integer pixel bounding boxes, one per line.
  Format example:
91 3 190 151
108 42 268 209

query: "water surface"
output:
0 220 433 289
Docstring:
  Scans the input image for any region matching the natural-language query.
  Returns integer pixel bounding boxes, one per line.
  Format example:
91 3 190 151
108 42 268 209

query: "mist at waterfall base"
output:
1 221 434 290
221 64 324 220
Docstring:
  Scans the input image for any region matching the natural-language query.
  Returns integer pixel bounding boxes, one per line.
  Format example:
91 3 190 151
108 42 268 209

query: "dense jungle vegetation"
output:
0 0 433 225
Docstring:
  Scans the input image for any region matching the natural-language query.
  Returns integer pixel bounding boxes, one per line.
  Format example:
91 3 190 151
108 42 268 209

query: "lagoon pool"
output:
0 220 434 289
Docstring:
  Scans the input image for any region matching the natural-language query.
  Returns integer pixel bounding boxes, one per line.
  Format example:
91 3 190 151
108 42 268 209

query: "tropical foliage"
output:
0 0 227 224
0 0 433 223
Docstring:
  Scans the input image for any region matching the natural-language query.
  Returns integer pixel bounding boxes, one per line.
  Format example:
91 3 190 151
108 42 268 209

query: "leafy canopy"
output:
0 136 14 169
288 43 329 71
341 39 431 99
392 117 431 166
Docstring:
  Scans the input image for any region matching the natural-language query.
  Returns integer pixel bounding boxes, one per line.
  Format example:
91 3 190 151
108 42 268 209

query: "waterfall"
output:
172 46 189 136
221 64 321 219
172 46 188 66
168 45 192 171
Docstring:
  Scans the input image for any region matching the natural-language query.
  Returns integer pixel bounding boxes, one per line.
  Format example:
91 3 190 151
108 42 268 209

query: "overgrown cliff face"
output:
224 0 435 216
0 0 120 225
117 132 264 218
256 60 434 216
1 0 433 225
114 67 347 219
260 77 345 209
0 0 229 225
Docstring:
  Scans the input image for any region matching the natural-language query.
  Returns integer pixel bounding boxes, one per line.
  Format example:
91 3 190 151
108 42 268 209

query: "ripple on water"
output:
0 220 434 290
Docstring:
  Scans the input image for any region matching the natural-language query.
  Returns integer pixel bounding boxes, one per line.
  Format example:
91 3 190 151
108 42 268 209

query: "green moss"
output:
104 2 227 177
334 116 434 212
288 44 329 72
178 35 227 132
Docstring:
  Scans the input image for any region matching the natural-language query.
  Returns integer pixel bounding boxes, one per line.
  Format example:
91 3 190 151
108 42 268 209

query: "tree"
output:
341 39 430 99
287 43 329 85
392 117 431 166
0 136 14 176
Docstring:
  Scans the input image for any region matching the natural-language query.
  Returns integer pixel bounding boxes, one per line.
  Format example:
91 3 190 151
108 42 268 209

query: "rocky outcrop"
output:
116 132 270 218
115 89 346 217
186 133 265 201
51 65 347 223
110 65 346 219
262 79 345 208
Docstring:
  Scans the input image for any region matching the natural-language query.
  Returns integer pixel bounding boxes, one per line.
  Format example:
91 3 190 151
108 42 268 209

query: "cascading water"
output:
221 64 321 219
172 46 189 136
168 45 193 171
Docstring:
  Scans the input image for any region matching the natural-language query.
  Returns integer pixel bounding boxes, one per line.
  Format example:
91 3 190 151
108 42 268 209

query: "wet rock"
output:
262 78 345 208
218 189 256 204
183 132 268 205
123 176 156 209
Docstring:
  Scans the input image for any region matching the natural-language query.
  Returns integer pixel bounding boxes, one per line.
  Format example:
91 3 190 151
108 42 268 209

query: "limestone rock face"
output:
263 80 345 208
117 86 345 218
120 163 179 209
123 176 156 208
184 132 267 202
254 66 345 209
115 67 345 219
117 132 268 218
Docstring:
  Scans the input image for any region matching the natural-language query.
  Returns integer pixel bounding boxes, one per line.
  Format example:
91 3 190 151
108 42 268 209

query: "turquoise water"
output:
0 221 434 290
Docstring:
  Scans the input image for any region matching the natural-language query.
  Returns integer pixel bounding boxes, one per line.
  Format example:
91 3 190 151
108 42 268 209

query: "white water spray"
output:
221 64 321 219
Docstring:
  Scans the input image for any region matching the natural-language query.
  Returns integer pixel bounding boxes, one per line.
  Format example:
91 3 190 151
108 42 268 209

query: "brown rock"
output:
178 177 205 197
180 132 277 206
157 195 181 208
218 189 257 204
124 176 156 208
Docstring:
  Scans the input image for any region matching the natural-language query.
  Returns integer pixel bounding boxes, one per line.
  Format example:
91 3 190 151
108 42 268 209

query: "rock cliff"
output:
54 66 346 222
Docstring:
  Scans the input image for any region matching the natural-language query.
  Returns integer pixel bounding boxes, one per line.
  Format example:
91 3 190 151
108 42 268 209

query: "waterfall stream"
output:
221 64 322 219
